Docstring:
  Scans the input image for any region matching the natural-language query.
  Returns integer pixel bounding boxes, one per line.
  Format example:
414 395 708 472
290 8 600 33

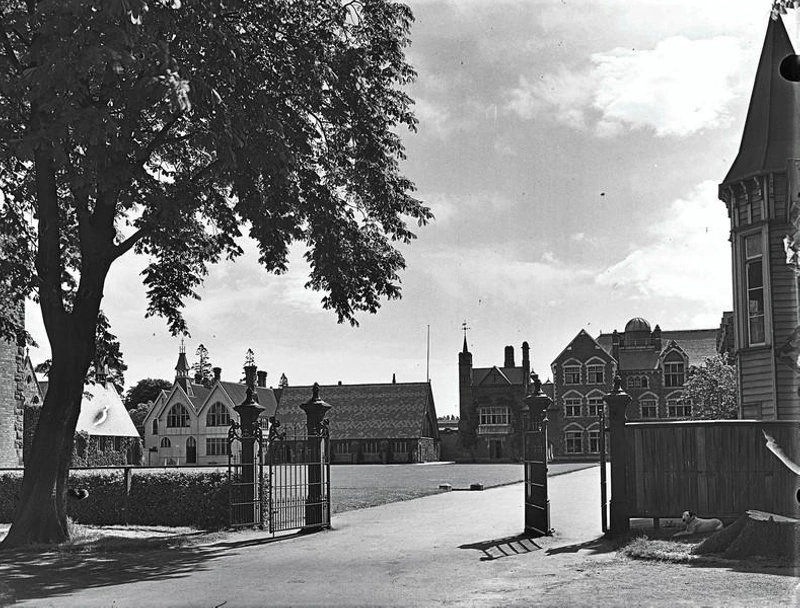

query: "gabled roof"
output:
552 329 615 364
474 366 514 386
217 381 278 418
275 382 438 441
75 382 139 437
472 366 524 385
723 16 800 184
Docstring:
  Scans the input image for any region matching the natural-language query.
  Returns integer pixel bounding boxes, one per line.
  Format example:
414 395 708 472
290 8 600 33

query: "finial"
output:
462 320 471 340
532 372 542 395
180 338 185 354
312 382 320 400
613 374 623 393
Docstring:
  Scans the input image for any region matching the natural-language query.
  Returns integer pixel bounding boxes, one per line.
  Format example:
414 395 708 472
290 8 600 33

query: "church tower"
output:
719 15 800 419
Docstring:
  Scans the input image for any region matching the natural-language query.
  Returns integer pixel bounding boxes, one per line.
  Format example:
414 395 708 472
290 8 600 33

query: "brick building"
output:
456 339 550 462
549 316 733 460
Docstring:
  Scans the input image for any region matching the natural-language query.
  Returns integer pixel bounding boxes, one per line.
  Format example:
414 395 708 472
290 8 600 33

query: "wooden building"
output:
718 15 800 419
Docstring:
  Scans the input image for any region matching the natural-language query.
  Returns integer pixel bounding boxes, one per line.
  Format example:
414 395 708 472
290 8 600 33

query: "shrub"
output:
0 469 230 529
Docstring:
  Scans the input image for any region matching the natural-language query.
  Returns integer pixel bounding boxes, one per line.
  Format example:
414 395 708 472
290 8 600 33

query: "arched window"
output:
166 404 190 428
207 402 231 427
152 419 158 435
160 437 171 448
563 360 581 385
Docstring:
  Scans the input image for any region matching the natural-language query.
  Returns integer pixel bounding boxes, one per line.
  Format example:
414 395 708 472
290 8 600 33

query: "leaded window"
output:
206 402 231 427
166 404 190 428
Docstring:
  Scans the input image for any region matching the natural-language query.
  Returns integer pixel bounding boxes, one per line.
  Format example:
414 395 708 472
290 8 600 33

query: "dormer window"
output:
663 352 685 387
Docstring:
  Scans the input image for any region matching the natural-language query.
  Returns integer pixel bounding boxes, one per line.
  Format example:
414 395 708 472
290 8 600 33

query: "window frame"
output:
564 397 582 418
744 233 766 346
563 364 581 385
564 430 583 454
206 402 231 427
166 403 190 428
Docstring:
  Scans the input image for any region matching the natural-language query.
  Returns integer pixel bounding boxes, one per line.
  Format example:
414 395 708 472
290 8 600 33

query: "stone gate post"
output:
300 383 332 532
604 375 632 536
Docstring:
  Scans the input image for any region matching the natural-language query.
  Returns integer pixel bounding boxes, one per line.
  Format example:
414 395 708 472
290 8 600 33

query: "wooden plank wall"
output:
625 421 800 520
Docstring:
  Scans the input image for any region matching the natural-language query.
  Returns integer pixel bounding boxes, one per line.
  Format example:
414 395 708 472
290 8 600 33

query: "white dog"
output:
673 511 723 537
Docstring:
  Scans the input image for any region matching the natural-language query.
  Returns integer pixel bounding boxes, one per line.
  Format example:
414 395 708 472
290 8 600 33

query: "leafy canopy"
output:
0 0 429 339
683 353 739 420
123 377 172 410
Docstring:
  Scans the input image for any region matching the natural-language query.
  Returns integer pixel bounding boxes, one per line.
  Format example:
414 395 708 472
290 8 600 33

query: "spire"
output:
723 16 800 184
175 340 189 391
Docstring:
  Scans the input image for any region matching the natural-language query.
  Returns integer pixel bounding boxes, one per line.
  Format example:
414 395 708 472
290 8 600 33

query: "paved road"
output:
1 465 796 607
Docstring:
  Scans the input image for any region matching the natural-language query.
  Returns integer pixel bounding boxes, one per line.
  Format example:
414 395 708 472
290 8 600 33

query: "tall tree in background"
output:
123 377 172 411
0 0 428 548
33 310 128 391
193 343 214 387
683 354 739 420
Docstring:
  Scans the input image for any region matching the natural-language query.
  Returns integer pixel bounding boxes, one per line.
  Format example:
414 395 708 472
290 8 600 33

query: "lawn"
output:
329 461 596 513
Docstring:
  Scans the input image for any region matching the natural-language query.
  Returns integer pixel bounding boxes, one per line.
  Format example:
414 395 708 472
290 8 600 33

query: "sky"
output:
24 0 791 416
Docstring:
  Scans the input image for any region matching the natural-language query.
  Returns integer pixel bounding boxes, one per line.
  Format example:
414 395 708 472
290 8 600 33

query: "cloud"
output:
595 180 731 305
506 35 749 137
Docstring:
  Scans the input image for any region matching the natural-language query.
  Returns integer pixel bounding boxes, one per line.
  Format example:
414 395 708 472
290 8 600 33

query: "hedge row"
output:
0 470 230 529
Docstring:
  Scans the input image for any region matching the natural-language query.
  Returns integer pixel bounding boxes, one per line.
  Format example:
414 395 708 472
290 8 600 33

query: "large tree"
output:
0 0 428 548
683 354 739 421
34 309 128 391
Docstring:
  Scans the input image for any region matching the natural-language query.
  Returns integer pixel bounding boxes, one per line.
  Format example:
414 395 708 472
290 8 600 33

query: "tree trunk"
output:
0 321 96 549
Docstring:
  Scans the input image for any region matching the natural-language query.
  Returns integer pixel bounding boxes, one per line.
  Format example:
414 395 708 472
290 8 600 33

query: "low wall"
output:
626 420 800 520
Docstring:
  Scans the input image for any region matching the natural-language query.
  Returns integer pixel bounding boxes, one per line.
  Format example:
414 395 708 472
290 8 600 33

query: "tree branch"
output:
138 114 183 168
112 227 148 260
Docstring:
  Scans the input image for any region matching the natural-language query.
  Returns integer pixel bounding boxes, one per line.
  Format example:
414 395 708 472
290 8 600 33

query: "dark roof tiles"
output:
275 383 437 440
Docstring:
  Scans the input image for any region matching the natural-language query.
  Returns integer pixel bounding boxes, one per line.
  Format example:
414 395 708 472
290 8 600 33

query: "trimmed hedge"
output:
0 469 230 529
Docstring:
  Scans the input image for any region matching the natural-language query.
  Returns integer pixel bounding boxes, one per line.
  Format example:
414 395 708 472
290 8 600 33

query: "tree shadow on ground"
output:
544 536 617 556
459 534 544 561
0 531 301 605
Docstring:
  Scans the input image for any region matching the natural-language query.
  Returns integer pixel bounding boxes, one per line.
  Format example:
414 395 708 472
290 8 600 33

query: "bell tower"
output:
719 14 800 419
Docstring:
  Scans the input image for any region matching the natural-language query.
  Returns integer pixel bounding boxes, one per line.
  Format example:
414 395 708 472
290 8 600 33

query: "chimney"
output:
504 345 515 368
521 341 531 392
652 325 662 350
194 371 203 385
213 367 221 382
256 370 267 388
612 330 620 362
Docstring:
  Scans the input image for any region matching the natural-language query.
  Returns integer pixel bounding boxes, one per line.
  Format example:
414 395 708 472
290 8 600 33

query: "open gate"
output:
523 380 552 537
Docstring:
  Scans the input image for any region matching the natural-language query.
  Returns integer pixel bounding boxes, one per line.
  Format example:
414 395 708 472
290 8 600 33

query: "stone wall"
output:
0 334 24 468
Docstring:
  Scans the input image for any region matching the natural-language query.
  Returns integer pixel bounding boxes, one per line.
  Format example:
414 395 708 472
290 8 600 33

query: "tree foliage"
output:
123 377 172 410
683 353 739 420
193 343 214 387
0 0 427 549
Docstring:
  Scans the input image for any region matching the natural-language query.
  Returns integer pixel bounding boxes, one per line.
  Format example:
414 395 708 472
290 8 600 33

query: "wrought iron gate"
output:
523 381 552 537
227 421 266 528
228 417 331 533
266 421 331 533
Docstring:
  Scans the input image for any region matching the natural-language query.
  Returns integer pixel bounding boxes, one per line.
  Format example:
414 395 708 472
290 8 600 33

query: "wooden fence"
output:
625 420 800 521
